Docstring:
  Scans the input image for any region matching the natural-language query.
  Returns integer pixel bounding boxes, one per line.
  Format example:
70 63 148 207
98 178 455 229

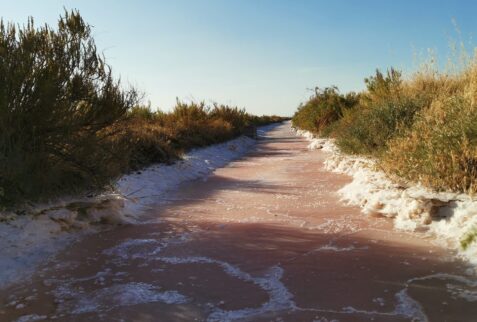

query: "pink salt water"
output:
1 123 476 321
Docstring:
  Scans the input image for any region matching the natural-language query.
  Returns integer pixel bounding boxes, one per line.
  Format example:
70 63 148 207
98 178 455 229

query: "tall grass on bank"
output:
292 60 477 194
0 11 285 207
121 101 285 171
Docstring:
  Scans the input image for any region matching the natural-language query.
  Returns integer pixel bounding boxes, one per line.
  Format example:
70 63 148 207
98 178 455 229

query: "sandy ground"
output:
1 123 476 322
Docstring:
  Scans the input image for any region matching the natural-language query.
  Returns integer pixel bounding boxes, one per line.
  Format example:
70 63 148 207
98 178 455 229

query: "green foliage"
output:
122 101 286 170
0 12 285 207
331 68 417 156
0 11 138 205
461 227 477 250
292 62 477 194
362 68 403 106
292 86 359 134
334 97 422 155
210 104 251 135
128 105 157 121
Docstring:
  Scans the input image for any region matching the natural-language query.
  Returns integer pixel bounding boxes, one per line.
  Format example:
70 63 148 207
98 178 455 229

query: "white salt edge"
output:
295 128 477 270
0 123 281 290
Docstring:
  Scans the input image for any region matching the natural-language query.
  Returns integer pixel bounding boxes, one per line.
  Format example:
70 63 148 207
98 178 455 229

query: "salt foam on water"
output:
0 124 281 290
295 128 477 270
54 282 188 315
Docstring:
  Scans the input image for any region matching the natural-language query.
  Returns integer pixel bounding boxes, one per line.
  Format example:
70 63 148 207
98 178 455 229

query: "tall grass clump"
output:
121 100 286 170
0 11 138 205
292 54 477 193
382 61 477 193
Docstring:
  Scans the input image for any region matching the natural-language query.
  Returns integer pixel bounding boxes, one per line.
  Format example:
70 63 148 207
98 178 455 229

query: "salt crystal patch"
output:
16 314 47 322
154 256 296 321
394 289 428 321
295 128 477 269
0 123 280 290
55 283 188 315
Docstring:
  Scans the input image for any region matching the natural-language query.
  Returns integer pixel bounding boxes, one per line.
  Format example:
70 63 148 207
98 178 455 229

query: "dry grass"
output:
382 60 477 193
293 53 477 194
111 100 286 176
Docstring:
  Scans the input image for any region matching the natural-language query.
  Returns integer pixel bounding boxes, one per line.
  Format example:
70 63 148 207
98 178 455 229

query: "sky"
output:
1 1 476 116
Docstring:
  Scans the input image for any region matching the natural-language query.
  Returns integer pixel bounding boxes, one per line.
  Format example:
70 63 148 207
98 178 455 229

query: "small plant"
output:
460 228 477 250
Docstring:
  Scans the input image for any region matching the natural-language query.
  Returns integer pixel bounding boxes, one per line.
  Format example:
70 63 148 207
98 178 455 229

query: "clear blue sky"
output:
1 1 476 116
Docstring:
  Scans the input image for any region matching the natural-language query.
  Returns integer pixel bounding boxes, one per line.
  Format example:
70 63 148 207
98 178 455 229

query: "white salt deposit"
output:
393 289 428 321
115 135 258 215
0 216 77 290
16 314 48 322
314 244 369 253
0 124 279 290
408 273 477 302
295 128 477 270
102 232 296 321
55 282 188 315
102 238 157 260
153 256 296 322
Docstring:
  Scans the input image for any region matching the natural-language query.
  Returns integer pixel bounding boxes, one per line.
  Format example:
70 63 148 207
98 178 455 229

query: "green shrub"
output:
0 11 285 207
334 97 422 155
120 101 286 173
128 105 157 121
292 87 359 134
362 68 403 107
331 68 421 156
0 11 138 205
210 104 250 135
461 227 477 250
293 61 477 194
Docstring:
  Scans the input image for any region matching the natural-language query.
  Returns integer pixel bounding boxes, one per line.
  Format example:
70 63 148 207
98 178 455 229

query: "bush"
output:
382 94 477 192
0 11 286 207
334 97 422 155
0 11 138 205
461 228 477 250
361 68 403 107
293 61 477 194
292 87 359 134
117 100 286 173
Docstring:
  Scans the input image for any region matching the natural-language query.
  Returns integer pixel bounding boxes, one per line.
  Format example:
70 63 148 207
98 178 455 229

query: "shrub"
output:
293 59 477 194
292 87 359 134
118 101 286 173
0 11 285 207
0 11 138 205
334 97 422 155
210 104 250 135
382 94 477 192
361 68 403 107
128 105 157 121
379 58 477 193
461 227 477 250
